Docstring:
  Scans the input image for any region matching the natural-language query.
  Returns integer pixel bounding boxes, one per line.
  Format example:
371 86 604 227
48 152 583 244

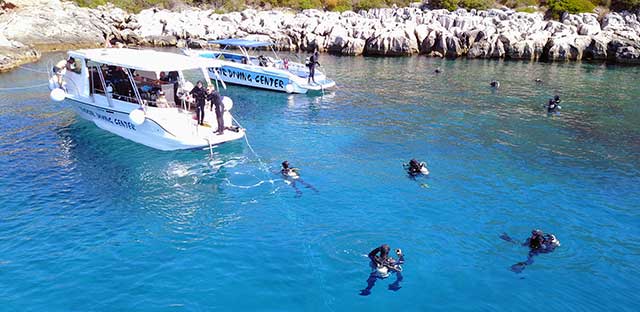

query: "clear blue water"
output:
1 52 639 311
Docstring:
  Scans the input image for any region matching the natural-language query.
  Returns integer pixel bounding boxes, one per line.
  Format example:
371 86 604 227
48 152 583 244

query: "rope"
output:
0 82 49 91
18 66 49 74
231 115 270 173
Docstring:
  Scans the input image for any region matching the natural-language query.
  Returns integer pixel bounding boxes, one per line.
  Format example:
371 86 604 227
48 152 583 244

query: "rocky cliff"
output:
1 0 639 72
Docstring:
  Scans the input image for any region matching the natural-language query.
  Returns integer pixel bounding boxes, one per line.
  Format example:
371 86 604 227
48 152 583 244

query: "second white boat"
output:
184 39 336 94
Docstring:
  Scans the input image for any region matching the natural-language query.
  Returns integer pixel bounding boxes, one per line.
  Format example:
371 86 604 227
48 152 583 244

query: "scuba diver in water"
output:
281 160 299 178
360 244 405 296
544 95 561 114
490 80 500 89
500 229 560 273
279 161 318 197
404 159 429 177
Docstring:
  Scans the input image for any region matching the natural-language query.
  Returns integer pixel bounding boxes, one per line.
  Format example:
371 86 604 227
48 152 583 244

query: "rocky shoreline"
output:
1 0 640 72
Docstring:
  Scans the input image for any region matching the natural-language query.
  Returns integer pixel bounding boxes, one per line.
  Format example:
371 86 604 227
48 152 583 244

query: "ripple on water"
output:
0 53 639 311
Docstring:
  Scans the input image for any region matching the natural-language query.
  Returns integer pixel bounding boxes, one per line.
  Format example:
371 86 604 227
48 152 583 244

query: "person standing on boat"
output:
207 86 225 135
190 80 207 126
307 50 320 84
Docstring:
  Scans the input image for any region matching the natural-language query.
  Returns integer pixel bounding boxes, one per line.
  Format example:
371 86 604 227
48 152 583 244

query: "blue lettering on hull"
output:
212 67 288 91
78 105 136 131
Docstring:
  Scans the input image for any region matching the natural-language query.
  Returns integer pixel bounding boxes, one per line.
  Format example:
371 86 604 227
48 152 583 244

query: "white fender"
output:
222 96 233 111
49 88 66 102
285 84 294 94
183 81 194 92
129 108 145 125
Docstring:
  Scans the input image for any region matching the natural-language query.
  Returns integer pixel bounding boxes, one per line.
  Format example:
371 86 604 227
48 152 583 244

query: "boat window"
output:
87 63 181 108
88 64 137 104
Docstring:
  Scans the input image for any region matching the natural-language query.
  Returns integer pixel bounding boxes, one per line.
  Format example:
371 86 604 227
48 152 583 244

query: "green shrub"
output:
459 0 493 9
430 0 459 11
385 0 412 7
516 6 538 12
72 0 175 12
353 0 385 10
327 0 354 11
298 0 322 8
222 0 247 11
500 0 537 7
611 0 640 10
546 0 596 19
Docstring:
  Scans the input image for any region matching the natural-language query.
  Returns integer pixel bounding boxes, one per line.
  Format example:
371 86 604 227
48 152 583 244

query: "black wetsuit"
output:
501 232 559 273
547 99 558 113
527 234 545 250
190 86 207 125
368 246 403 270
408 164 422 176
308 53 319 83
208 90 225 134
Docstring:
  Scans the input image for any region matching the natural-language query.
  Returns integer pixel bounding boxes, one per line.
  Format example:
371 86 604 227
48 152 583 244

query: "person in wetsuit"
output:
545 98 558 113
207 86 225 135
307 50 320 84
545 95 561 113
190 80 207 125
281 160 299 178
279 161 318 197
500 229 560 273
361 244 405 296
405 159 429 176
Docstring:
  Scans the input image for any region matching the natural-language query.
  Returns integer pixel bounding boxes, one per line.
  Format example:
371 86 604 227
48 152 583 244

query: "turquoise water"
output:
1 52 639 311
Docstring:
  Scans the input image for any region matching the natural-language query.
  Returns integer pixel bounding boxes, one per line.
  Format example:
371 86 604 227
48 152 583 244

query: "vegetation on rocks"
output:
69 0 640 19
546 0 596 19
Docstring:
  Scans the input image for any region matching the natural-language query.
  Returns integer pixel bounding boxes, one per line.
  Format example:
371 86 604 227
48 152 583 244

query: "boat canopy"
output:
208 39 274 48
68 48 221 72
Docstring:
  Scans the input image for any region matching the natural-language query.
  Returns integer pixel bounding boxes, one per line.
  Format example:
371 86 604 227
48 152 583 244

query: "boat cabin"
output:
61 48 221 110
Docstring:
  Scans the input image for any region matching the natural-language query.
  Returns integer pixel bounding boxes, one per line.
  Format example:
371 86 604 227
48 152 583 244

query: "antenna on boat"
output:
212 68 226 89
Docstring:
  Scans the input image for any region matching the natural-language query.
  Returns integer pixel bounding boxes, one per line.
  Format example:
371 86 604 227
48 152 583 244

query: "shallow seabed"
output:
1 52 639 311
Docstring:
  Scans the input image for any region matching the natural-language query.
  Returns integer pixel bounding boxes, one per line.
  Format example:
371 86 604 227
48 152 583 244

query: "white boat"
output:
183 39 336 94
47 48 245 151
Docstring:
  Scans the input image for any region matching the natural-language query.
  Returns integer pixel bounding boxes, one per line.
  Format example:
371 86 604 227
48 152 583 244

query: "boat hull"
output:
185 50 336 94
214 65 292 92
68 97 242 151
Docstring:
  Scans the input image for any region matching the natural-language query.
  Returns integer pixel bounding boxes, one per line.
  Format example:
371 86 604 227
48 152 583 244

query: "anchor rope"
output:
18 65 49 74
0 82 49 91
231 115 270 173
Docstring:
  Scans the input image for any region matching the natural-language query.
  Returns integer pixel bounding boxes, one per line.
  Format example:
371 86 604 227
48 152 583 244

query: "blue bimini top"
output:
208 39 274 48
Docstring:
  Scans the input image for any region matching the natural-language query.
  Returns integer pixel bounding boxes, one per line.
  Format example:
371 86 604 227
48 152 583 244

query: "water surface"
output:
1 52 639 311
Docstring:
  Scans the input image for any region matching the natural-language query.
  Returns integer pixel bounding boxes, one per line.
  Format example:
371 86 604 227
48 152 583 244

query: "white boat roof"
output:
68 48 221 72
